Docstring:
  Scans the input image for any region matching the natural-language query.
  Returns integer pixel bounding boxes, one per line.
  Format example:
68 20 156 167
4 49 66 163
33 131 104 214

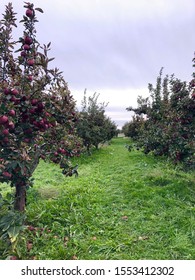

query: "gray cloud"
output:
44 0 194 92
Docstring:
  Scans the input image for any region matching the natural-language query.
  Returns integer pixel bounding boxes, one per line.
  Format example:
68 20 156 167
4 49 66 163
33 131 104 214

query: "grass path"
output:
4 137 195 259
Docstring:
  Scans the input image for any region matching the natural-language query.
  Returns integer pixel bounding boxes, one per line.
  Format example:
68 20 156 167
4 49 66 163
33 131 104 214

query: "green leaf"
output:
8 161 18 170
35 8 44 13
47 42 51 48
48 57 55 62
7 226 21 243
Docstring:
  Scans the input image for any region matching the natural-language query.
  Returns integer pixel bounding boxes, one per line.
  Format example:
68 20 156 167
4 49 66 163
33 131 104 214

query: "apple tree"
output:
77 90 117 153
0 2 82 212
126 58 195 168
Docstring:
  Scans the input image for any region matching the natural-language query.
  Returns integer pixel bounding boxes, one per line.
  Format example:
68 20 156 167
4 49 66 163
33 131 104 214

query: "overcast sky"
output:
1 0 195 128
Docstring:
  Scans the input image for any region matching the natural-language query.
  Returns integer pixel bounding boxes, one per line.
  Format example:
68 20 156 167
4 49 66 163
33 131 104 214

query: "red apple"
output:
29 108 36 114
26 9 34 18
20 50 27 57
8 110 16 116
2 129 9 136
24 36 33 45
61 149 66 155
24 128 33 134
20 96 27 102
27 59 35 66
13 98 20 105
45 112 51 117
32 121 39 128
10 96 17 103
31 99 38 106
28 75 33 82
23 44 31 51
2 171 12 178
4 88 11 95
37 102 44 109
37 120 44 128
3 137 9 143
27 225 35 231
0 115 8 124
24 138 30 143
8 121 15 130
11 88 19 95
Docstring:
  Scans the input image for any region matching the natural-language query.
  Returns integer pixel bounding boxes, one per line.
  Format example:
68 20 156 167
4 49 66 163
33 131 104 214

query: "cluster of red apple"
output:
19 7 36 68
50 146 71 164
48 136 82 164
0 112 14 178
1 87 50 145
0 156 12 179
21 98 53 133
0 105 15 145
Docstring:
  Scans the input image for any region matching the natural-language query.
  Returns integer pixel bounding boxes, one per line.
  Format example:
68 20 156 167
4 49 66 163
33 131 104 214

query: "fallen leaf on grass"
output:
138 236 149 241
64 236 69 242
53 235 59 239
121 216 128 221
64 236 69 247
9 255 18 260
27 241 33 251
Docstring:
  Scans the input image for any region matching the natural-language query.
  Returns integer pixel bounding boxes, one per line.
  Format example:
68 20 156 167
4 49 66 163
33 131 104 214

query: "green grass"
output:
1 137 195 259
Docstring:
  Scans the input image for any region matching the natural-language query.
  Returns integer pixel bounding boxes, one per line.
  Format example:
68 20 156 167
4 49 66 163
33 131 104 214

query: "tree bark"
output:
14 183 26 212
13 147 43 212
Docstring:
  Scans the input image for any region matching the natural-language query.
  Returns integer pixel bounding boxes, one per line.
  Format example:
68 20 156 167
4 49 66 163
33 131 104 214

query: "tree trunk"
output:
14 183 26 212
